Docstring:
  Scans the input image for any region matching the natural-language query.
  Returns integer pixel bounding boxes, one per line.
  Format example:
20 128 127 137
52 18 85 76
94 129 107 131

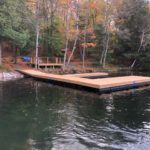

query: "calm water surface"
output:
0 79 150 150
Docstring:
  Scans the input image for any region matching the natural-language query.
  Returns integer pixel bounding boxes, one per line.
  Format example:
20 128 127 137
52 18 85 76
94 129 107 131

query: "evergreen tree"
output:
114 0 150 69
0 0 31 64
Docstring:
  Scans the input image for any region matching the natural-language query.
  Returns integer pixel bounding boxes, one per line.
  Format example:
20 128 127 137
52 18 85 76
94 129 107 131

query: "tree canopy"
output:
0 0 150 70
0 0 31 47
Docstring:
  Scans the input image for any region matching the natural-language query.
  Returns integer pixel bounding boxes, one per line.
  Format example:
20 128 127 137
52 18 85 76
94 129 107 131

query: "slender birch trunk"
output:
82 26 87 70
130 31 145 68
82 0 90 70
67 19 79 65
63 8 70 69
67 27 79 65
63 33 69 68
67 0 79 66
100 0 110 68
35 0 40 69
103 32 110 67
100 48 105 65
35 23 39 69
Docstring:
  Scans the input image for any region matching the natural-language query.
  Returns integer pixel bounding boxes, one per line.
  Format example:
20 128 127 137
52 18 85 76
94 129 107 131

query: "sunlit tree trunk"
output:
82 26 87 70
67 0 79 65
63 6 70 70
35 23 39 69
67 23 79 65
130 31 145 68
35 0 40 69
82 0 90 70
100 0 110 68
103 32 110 67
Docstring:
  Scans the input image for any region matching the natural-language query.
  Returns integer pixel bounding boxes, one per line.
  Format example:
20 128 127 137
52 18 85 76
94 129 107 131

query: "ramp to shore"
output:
17 69 150 93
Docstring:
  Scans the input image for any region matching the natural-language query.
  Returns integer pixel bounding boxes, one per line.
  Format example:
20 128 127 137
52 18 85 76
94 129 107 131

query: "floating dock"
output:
63 72 108 78
17 69 150 93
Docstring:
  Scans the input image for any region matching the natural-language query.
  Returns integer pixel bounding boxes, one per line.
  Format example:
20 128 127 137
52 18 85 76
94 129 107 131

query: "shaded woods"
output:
0 0 150 70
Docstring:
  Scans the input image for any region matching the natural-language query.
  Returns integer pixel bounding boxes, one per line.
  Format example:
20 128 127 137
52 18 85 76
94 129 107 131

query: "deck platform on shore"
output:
17 69 150 93
29 57 63 68
30 63 63 68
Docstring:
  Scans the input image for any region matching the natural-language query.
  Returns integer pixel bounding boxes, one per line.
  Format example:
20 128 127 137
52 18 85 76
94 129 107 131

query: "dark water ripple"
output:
0 79 150 150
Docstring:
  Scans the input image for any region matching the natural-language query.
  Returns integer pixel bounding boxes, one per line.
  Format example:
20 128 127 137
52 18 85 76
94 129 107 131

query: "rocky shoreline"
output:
0 71 24 81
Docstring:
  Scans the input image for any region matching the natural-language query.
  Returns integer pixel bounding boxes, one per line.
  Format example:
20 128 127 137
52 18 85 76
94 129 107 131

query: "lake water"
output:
0 78 150 150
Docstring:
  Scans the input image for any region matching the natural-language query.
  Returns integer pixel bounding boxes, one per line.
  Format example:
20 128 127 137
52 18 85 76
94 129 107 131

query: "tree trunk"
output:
103 32 110 68
35 23 39 69
100 49 105 65
63 36 69 68
67 1 79 66
100 0 110 68
63 8 70 70
82 0 90 70
67 36 78 66
130 31 145 69
13 44 17 64
35 0 40 69
67 21 79 65
82 30 87 70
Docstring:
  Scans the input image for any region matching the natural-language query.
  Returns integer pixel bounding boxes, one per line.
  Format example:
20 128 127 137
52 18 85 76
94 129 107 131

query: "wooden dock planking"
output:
17 69 101 88
17 69 150 93
63 72 108 77
93 76 150 89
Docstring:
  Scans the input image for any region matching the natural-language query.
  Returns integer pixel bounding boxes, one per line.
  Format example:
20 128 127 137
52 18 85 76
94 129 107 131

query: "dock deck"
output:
17 69 150 93
63 72 108 78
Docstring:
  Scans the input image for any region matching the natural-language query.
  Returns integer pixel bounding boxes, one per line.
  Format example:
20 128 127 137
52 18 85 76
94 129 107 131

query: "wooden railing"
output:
30 57 63 65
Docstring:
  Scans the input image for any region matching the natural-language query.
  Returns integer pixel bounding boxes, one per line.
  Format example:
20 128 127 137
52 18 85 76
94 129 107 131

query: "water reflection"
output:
0 79 149 150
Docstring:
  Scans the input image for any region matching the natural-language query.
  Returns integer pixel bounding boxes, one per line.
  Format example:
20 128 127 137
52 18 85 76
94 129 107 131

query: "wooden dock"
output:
17 69 150 93
63 72 108 78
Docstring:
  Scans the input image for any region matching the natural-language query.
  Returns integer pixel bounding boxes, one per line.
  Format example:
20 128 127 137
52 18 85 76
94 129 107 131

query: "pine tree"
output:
0 0 31 64
114 0 150 68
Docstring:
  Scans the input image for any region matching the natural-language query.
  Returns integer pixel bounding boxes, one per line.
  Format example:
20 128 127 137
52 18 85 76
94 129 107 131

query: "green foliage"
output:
93 24 113 64
0 0 149 70
42 24 63 57
0 0 32 49
114 0 150 67
94 24 105 55
135 49 150 70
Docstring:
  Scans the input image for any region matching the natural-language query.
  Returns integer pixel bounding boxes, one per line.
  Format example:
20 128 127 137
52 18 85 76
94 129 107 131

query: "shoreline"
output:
0 71 24 81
